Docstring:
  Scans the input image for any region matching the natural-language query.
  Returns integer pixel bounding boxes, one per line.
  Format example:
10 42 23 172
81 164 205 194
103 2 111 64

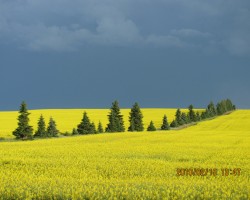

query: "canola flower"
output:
0 110 249 199
0 108 181 138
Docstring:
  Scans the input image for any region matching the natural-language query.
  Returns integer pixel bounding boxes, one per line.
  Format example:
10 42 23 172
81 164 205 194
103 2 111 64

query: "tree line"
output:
169 99 236 128
12 99 236 140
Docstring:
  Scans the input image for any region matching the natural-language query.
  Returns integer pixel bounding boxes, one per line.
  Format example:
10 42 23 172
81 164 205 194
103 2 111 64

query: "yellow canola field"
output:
0 108 181 138
0 110 249 199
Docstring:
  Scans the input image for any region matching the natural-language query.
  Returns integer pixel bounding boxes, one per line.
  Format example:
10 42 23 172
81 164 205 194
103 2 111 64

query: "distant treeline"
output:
169 99 236 128
12 99 236 140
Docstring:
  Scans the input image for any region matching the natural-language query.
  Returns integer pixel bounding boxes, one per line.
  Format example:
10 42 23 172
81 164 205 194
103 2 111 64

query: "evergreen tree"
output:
147 121 156 131
72 128 79 135
97 121 104 133
34 115 47 137
188 105 196 122
222 100 228 112
77 112 93 134
106 111 116 132
161 115 170 130
13 101 33 139
47 117 59 137
196 112 201 121
216 103 222 115
170 120 178 128
106 100 125 132
216 101 226 115
90 122 97 134
207 101 217 117
226 99 234 111
128 102 144 132
175 109 184 126
201 111 208 120
129 120 135 132
216 99 236 115
233 104 236 110
181 112 189 124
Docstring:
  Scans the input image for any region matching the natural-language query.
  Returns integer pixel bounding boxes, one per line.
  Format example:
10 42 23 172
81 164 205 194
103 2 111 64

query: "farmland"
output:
0 109 249 199
0 108 181 138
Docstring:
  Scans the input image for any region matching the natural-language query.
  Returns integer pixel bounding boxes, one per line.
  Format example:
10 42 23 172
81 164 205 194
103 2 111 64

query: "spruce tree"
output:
201 111 208 120
170 119 178 128
226 99 234 111
97 121 104 133
128 102 144 132
161 115 170 130
196 112 201 121
216 101 226 115
188 105 196 122
233 104 236 110
90 122 97 134
34 115 47 137
207 101 217 117
223 100 227 112
216 103 222 115
175 109 184 126
106 100 125 132
216 99 236 115
181 112 189 124
129 120 135 132
77 112 93 134
106 111 116 132
13 101 33 139
47 117 59 137
147 121 156 131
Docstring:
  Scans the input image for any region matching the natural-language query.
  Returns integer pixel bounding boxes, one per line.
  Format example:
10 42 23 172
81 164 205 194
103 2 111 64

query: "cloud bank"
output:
0 0 249 55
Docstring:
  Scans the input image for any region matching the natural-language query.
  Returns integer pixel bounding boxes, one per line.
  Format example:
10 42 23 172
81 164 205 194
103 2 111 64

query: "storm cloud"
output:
0 0 249 55
0 0 249 109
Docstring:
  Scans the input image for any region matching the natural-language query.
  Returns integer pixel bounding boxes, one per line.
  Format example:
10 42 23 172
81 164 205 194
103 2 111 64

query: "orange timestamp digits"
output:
176 168 241 176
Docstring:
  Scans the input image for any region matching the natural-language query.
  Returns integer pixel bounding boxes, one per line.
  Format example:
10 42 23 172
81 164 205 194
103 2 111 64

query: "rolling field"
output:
0 110 249 199
0 108 181 138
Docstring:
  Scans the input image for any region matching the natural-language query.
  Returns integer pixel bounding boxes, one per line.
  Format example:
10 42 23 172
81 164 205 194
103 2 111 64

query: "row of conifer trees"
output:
12 99 235 139
169 99 236 128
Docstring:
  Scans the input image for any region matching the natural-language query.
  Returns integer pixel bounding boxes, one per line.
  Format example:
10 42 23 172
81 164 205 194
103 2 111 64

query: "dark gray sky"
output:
0 0 249 110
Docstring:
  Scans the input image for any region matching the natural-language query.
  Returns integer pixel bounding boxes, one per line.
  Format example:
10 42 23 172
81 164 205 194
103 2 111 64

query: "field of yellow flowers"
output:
0 109 249 199
0 108 180 138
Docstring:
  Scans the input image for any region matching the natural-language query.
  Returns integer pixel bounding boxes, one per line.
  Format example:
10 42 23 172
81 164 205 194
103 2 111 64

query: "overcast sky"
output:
0 0 249 110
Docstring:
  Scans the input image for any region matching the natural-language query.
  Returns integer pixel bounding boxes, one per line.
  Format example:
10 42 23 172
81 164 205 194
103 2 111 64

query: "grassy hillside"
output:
0 108 183 138
0 110 249 199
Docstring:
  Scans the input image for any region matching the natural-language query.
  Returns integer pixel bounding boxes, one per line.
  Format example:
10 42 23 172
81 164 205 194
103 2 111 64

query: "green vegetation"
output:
77 112 96 134
161 115 170 130
170 99 236 129
9 98 236 140
217 99 236 115
97 121 104 133
1 110 249 199
12 101 33 140
147 121 156 131
128 102 144 132
34 115 47 137
106 100 125 133
72 128 79 135
188 105 196 122
47 117 59 137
